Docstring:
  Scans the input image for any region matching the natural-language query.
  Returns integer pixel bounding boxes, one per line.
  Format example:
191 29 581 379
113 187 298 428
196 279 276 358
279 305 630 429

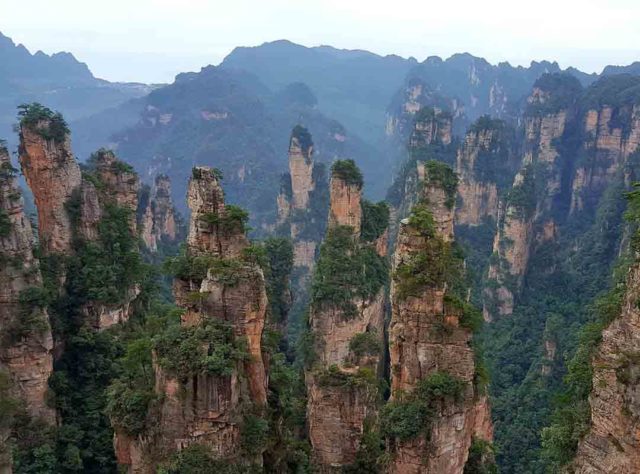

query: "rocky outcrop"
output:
483 75 580 320
571 104 640 214
328 163 362 233
573 262 640 473
0 144 55 470
140 174 178 252
455 117 515 226
278 126 326 271
305 160 388 470
116 167 268 472
18 116 81 254
288 126 315 211
387 163 491 473
409 107 453 148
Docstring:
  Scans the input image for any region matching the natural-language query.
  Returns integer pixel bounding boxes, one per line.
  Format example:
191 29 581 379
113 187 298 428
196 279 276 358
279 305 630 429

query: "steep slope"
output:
571 260 640 473
139 174 181 253
385 54 596 149
0 141 54 471
386 160 492 473
84 65 377 225
115 167 270 471
304 159 388 470
221 40 416 148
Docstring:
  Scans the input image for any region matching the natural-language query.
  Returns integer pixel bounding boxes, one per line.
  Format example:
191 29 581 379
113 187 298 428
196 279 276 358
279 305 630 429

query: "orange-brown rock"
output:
186 167 247 259
573 262 640 473
483 85 569 320
93 149 139 232
116 166 268 471
328 173 362 234
388 172 491 474
18 120 81 254
0 145 55 469
305 162 387 470
288 132 314 211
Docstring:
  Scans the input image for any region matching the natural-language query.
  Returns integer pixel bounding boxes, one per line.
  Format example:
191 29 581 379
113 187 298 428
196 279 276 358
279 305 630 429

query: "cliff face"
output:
140 174 178 252
483 79 577 320
387 163 491 473
328 171 362 234
573 263 640 473
0 145 55 470
117 167 268 471
306 162 388 470
19 113 142 330
18 121 81 254
455 118 515 226
571 104 640 214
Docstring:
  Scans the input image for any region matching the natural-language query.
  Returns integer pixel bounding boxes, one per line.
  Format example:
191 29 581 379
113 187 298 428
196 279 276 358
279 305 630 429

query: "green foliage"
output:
160 444 251 474
331 159 363 188
360 200 389 242
291 125 313 156
2 287 49 344
315 365 378 390
154 319 248 380
73 204 147 305
423 160 458 209
505 165 536 219
0 160 18 179
444 294 483 333
526 73 583 115
241 415 270 456
311 225 388 318
0 209 12 237
17 103 69 143
582 74 640 110
261 238 294 326
349 331 382 358
380 372 466 442
464 438 498 474
394 203 463 300
191 166 223 181
105 380 156 436
343 419 386 473
199 204 249 233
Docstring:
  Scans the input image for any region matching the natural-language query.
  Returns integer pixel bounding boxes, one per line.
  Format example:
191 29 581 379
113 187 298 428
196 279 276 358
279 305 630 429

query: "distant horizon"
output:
3 32 638 87
3 0 639 83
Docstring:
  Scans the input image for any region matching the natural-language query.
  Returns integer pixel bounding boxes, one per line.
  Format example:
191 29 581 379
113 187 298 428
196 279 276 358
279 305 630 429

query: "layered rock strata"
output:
306 161 388 470
387 163 492 473
140 174 178 252
0 144 55 470
116 167 268 472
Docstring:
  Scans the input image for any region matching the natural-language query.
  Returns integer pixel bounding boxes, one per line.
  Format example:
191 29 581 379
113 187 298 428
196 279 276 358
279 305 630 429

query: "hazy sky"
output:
2 0 639 83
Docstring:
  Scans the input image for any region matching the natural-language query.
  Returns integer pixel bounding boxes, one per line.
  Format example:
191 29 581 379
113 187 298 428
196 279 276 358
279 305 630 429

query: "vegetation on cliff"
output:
17 103 70 144
331 159 364 188
310 225 387 318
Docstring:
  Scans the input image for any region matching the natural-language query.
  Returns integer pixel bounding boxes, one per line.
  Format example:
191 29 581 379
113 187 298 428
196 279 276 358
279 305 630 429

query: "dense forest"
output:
3 30 640 474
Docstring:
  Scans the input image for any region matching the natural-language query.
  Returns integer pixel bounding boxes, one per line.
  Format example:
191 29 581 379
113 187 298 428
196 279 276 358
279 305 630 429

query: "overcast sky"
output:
2 0 639 84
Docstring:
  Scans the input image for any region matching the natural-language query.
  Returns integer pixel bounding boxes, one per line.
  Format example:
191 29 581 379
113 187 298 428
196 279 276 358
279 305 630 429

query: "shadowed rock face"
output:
18 121 81 254
305 163 387 470
483 84 571 321
116 167 268 472
388 171 491 474
140 175 178 252
0 145 55 470
455 119 515 226
573 263 640 473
